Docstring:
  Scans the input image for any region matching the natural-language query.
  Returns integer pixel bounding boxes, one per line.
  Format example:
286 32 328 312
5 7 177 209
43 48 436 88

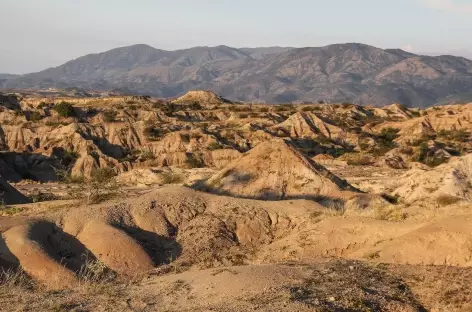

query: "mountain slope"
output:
2 43 472 107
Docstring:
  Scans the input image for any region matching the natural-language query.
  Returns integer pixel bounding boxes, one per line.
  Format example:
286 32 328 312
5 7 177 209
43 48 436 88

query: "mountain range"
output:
2 43 472 107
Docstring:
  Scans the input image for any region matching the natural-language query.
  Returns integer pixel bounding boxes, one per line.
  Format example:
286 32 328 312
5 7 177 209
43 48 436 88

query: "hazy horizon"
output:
2 0 472 74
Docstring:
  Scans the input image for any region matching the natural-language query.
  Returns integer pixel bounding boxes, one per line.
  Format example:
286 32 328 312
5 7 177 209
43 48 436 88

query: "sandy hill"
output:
172 90 233 105
195 140 358 200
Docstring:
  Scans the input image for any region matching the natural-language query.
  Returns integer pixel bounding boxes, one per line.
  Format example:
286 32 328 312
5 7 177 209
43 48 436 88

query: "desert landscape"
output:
0 89 470 311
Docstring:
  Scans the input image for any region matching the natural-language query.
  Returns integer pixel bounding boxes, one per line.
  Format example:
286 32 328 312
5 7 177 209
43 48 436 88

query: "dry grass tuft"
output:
0 267 34 289
77 254 116 284
374 206 408 222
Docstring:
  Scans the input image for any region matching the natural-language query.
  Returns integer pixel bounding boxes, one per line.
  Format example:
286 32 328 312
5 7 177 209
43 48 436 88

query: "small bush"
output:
189 101 202 110
436 195 461 207
28 111 42 122
161 172 184 184
185 154 205 168
90 168 116 183
437 129 470 143
53 101 76 117
77 253 115 284
63 150 79 164
301 106 322 112
138 150 155 161
29 191 58 203
207 142 224 151
45 121 68 127
374 206 408 221
347 155 374 166
381 193 400 204
103 110 118 122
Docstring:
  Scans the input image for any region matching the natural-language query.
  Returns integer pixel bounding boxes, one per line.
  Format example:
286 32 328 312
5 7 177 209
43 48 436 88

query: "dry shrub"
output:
77 253 115 284
346 154 374 166
161 172 183 184
436 195 461 207
0 267 34 289
374 206 408 222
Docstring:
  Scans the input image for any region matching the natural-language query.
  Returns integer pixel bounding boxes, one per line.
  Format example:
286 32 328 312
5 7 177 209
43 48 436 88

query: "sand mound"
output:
0 175 30 205
172 90 232 105
195 140 359 200
0 185 325 287
3 221 78 289
390 154 472 203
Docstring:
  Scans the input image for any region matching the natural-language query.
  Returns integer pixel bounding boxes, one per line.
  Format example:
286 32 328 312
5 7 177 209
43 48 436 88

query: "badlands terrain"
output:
0 90 472 311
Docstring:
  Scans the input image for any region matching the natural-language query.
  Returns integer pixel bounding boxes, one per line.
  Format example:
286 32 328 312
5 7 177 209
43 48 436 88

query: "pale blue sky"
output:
1 0 472 73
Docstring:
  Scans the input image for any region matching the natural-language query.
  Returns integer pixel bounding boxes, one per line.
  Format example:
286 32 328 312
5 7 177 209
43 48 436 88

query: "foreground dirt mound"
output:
0 260 434 311
136 261 425 312
172 90 232 105
195 140 359 201
0 186 323 288
0 175 30 205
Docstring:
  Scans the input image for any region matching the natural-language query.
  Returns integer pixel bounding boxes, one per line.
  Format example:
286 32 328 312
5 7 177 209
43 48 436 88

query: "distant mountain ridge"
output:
2 43 472 107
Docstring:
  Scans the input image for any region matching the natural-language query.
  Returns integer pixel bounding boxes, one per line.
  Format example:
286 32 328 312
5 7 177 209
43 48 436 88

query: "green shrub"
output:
53 101 75 117
63 150 79 164
28 111 42 122
438 129 470 143
378 127 400 142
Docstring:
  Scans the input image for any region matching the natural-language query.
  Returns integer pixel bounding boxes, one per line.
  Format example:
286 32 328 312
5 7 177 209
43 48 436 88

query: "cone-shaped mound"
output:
172 90 233 105
0 175 30 205
195 140 359 200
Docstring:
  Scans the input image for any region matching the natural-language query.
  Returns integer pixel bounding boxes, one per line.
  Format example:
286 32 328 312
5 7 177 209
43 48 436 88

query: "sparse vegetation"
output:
207 142 224 151
103 110 118 122
27 111 42 122
29 191 58 203
53 101 76 117
0 267 33 289
437 129 470 143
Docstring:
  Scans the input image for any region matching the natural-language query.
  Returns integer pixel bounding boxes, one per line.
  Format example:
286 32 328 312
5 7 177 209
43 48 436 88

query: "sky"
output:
1 0 472 74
